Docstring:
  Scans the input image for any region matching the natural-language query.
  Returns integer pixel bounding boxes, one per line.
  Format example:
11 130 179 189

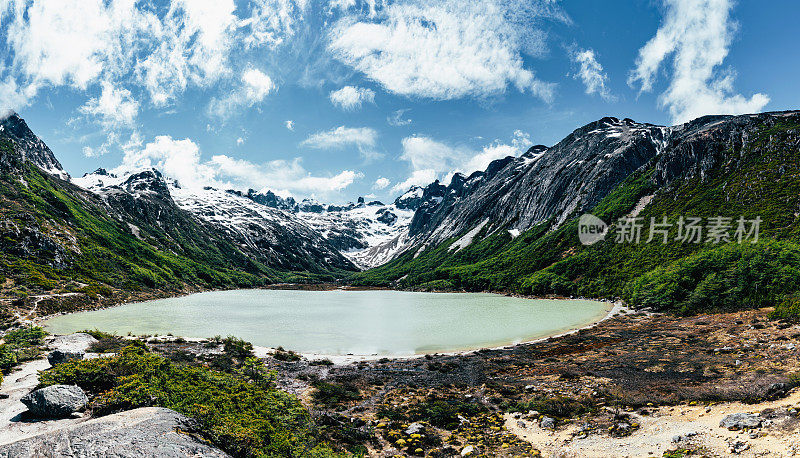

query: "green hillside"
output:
353 118 800 315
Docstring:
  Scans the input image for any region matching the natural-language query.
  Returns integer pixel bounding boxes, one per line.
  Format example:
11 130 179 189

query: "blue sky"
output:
1 0 797 203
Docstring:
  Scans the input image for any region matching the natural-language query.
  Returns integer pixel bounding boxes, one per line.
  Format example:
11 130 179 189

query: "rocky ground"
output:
248 307 800 457
3 308 800 456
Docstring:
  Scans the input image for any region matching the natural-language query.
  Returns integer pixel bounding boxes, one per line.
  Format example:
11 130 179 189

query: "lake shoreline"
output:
41 290 620 363
37 285 624 363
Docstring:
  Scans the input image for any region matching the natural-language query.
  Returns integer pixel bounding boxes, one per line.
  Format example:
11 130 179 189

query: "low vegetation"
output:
0 326 48 379
40 342 344 457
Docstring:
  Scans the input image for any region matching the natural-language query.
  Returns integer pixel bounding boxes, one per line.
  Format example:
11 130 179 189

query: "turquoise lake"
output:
44 290 611 356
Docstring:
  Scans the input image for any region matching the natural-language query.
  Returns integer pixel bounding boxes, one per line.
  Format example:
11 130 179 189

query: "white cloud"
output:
285 120 295 130
628 0 769 124
208 68 275 118
241 0 309 49
391 169 437 193
329 85 375 110
79 81 139 128
211 154 362 193
0 0 300 116
393 130 532 193
138 0 238 107
373 177 390 190
399 136 461 173
300 125 380 160
115 135 362 195
328 0 562 101
387 108 412 126
570 48 614 101
236 137 244 145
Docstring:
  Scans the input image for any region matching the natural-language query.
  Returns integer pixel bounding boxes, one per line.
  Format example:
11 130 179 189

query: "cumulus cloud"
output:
373 176 390 190
570 48 614 101
79 81 139 128
390 169 438 193
327 0 564 101
301 125 380 160
391 130 532 193
208 68 275 118
0 0 304 117
329 85 375 110
285 120 295 130
115 135 362 195
628 0 769 124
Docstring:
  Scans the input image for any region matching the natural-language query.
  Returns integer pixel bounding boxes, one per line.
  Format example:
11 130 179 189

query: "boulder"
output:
0 407 230 457
47 350 84 366
21 385 88 418
49 333 98 353
540 416 556 429
405 422 425 435
720 413 761 430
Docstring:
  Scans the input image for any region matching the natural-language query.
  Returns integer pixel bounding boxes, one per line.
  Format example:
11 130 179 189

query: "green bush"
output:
40 344 340 457
4 326 47 348
624 241 800 314
222 336 254 359
770 295 800 322
311 381 361 407
0 345 18 372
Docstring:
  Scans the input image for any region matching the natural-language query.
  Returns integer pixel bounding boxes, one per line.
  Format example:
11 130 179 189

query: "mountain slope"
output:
75 170 356 272
355 111 800 314
0 114 352 324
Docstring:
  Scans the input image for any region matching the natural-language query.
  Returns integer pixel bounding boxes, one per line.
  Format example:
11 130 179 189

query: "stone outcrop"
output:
0 407 230 457
21 385 88 418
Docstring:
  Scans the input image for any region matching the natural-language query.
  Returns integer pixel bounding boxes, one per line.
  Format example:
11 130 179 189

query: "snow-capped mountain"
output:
74 169 357 272
73 168 436 270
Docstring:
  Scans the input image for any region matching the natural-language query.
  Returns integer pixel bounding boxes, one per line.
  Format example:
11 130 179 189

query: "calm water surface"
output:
44 290 610 356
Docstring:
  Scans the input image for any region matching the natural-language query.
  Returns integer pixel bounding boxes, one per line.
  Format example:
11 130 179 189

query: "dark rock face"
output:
247 189 298 211
0 407 230 457
377 210 398 225
21 385 88 418
408 117 668 244
403 112 800 252
0 113 69 180
47 350 84 366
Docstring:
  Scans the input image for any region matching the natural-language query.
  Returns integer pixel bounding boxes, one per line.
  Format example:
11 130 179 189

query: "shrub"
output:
0 345 18 372
311 381 361 407
40 344 339 457
770 295 800 322
4 326 47 347
274 346 301 362
222 336 254 359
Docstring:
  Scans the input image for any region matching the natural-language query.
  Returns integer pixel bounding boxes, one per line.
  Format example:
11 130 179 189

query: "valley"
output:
1 110 800 457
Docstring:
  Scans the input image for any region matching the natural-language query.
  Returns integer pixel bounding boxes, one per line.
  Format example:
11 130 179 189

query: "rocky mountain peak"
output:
0 113 69 180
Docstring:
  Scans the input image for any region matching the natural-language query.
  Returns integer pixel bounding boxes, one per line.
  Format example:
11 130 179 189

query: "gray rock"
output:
47 350 84 366
0 407 229 457
720 413 761 430
21 385 88 418
729 440 750 454
405 422 425 435
49 333 98 353
540 416 556 429
460 445 475 456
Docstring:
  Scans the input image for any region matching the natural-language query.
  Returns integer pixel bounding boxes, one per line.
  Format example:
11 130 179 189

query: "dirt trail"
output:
506 389 800 457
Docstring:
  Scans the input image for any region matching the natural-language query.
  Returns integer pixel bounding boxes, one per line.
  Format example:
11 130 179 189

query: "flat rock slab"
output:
0 407 230 457
48 333 98 353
